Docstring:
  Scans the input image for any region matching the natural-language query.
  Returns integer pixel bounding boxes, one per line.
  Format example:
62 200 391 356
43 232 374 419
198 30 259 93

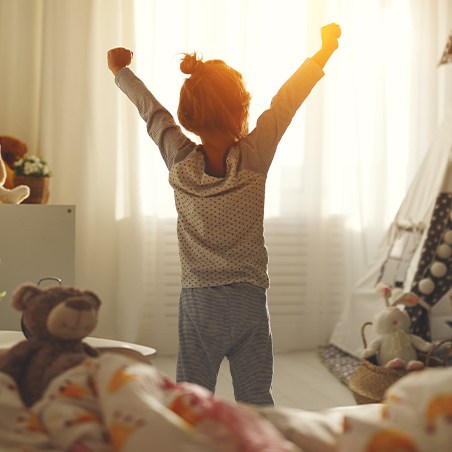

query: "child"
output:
108 23 341 406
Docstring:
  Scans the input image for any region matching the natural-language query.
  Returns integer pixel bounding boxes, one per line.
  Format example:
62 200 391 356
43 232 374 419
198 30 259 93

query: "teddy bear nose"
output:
66 298 92 311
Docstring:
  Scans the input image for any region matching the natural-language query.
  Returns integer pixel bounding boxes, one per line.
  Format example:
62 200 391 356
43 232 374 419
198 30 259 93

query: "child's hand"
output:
320 23 341 51
107 47 134 74
312 23 341 68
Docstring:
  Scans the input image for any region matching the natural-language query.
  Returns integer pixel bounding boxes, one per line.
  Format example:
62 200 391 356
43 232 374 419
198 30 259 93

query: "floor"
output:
151 349 357 411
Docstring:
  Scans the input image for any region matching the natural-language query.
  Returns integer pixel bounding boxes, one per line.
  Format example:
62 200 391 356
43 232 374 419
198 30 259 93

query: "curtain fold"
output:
0 0 451 353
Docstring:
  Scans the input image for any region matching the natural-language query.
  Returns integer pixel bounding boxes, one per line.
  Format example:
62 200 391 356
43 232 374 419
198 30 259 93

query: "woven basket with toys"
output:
348 283 452 404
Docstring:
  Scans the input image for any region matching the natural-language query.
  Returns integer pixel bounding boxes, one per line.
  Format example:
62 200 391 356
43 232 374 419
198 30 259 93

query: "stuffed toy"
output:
0 146 30 203
0 135 27 189
362 283 433 371
0 284 101 406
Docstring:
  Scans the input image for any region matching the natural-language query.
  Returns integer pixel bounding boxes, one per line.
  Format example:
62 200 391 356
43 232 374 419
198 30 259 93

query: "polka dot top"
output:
115 58 324 288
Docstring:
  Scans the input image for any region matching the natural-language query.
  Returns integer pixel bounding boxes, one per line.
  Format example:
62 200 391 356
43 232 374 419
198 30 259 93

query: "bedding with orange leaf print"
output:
0 353 296 451
1 352 451 451
338 366 452 452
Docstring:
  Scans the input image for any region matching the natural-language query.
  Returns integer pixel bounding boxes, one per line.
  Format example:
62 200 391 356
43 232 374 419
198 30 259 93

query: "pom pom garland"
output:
436 243 451 259
443 229 452 244
430 261 447 278
418 278 435 295
414 200 451 298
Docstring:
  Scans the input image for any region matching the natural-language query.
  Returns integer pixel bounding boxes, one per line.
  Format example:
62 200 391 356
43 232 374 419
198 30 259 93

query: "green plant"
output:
14 155 51 177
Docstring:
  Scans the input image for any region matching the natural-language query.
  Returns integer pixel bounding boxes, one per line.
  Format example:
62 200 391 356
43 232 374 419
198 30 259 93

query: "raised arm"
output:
107 47 196 169
312 23 341 69
240 23 341 174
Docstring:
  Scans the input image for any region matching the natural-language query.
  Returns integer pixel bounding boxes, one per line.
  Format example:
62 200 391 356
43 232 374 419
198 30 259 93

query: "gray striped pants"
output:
176 283 274 406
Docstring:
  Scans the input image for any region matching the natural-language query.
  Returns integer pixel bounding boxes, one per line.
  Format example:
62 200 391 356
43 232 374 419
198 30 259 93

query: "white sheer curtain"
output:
1 0 451 353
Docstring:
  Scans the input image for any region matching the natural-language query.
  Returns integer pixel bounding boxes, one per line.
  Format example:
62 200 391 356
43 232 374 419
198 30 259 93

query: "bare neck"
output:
200 131 236 177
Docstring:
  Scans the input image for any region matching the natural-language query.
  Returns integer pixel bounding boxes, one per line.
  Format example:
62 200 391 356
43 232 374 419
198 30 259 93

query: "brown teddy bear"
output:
0 135 27 188
0 284 101 406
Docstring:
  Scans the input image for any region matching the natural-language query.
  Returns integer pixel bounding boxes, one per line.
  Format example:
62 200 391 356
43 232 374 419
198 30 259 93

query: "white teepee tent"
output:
330 33 452 358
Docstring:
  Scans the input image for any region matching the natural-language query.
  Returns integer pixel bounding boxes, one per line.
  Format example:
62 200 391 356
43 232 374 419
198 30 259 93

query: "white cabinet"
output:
0 205 75 330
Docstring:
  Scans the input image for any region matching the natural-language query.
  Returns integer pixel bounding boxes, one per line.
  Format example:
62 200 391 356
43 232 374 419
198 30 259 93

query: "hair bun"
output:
180 52 204 75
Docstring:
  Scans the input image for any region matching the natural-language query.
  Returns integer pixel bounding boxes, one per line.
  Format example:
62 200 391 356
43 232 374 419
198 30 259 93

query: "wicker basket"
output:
348 323 452 404
14 175 50 204
348 357 406 404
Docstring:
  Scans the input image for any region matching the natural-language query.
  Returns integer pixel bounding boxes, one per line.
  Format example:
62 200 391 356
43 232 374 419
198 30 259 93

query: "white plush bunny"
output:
362 284 433 370
0 146 30 204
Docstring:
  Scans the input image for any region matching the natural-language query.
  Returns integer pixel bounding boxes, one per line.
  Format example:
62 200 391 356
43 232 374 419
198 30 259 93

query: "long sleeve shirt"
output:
115 58 324 288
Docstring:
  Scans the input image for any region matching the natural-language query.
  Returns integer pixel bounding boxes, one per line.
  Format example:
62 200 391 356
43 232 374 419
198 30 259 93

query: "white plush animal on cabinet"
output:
0 146 30 204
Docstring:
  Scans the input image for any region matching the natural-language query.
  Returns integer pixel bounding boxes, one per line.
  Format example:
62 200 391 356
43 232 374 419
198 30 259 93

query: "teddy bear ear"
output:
11 284 42 312
83 290 101 309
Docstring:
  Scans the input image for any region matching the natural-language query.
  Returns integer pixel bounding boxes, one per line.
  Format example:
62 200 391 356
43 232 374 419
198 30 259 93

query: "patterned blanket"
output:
0 352 295 451
1 352 451 451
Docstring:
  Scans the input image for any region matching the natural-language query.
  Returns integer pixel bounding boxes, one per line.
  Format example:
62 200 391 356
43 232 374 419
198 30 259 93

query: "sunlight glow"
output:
322 0 412 231
133 0 311 218
131 0 415 225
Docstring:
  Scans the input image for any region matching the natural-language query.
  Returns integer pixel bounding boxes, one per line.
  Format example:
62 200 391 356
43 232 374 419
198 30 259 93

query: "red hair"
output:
177 53 251 140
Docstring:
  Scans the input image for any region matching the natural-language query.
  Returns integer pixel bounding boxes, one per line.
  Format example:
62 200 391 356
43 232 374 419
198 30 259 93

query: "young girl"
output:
108 23 341 406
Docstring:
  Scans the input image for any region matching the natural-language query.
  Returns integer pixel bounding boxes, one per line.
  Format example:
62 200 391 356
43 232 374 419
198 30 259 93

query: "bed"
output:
0 341 451 452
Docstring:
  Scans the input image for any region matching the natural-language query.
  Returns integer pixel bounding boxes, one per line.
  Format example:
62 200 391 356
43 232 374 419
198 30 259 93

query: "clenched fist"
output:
321 23 341 51
107 47 134 75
